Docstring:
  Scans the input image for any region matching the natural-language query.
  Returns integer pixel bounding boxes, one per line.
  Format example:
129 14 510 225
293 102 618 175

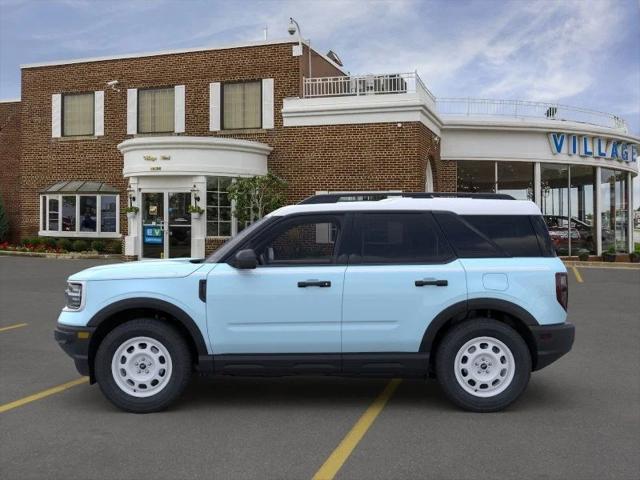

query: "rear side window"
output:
433 212 504 258
351 213 454 264
463 215 542 257
530 215 556 257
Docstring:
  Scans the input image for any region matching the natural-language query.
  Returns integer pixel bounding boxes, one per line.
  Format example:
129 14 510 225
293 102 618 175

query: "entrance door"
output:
167 192 191 258
141 192 192 259
142 192 165 259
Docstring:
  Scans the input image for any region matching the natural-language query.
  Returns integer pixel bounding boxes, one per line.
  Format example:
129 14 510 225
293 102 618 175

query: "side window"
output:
256 216 342 266
433 212 503 258
353 213 453 264
463 215 541 257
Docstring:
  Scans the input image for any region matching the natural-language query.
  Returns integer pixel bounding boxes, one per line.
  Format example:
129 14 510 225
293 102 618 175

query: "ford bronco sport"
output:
55 192 574 413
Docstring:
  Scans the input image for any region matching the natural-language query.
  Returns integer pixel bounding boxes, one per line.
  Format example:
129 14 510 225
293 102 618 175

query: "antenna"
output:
263 25 268 40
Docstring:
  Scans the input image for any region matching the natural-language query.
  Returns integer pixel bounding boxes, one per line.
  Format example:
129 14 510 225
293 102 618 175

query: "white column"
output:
209 83 221 131
174 85 186 133
51 94 62 138
628 172 634 253
191 175 207 258
94 91 104 136
124 177 140 258
595 166 602 256
534 162 541 208
127 89 138 135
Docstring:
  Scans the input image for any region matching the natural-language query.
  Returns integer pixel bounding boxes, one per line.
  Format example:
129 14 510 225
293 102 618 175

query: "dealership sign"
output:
548 133 637 163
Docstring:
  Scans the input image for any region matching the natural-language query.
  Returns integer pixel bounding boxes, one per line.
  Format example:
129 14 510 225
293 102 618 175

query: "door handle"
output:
415 279 448 287
298 280 331 288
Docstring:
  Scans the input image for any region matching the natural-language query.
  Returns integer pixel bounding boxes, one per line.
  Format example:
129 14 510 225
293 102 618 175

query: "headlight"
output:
65 282 84 310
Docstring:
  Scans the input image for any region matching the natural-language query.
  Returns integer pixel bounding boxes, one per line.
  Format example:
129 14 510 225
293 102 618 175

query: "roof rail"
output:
298 192 515 204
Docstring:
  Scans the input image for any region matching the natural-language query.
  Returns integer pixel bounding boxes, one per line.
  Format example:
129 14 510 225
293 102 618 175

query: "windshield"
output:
206 216 274 263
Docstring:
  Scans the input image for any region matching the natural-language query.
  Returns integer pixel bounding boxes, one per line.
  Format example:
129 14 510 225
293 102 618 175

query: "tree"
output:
227 173 288 224
0 194 9 242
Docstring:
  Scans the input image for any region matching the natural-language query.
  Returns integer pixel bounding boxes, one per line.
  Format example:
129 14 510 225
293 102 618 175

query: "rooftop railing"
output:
301 73 628 132
436 98 628 131
303 72 436 102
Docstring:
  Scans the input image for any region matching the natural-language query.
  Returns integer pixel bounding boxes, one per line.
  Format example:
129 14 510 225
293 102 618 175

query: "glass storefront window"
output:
457 161 495 193
79 196 97 232
100 195 117 233
540 164 570 255
601 169 629 253
206 176 233 237
569 166 596 255
62 196 76 232
41 193 117 236
497 162 534 201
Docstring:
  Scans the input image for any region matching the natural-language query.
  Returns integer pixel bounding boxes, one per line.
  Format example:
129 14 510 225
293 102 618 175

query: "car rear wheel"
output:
435 318 531 412
95 319 192 413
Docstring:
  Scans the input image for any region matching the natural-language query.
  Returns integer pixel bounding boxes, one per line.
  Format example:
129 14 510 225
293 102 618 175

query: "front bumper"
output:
530 322 575 371
54 325 96 377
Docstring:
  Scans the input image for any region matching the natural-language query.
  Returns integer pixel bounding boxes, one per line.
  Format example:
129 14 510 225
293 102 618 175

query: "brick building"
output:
0 38 637 258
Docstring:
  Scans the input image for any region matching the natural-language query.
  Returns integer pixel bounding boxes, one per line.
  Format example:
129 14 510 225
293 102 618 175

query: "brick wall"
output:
14 41 442 246
0 101 21 242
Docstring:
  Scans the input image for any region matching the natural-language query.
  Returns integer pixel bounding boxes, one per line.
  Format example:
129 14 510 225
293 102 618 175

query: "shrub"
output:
106 239 122 254
91 240 106 253
20 236 36 246
57 238 73 252
72 239 89 252
41 237 57 248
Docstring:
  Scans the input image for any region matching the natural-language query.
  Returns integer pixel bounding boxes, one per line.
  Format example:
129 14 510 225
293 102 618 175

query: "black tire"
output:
435 318 531 412
95 319 192 413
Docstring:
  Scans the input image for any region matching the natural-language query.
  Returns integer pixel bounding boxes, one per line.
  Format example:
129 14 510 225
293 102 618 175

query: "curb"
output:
0 250 121 260
563 260 640 269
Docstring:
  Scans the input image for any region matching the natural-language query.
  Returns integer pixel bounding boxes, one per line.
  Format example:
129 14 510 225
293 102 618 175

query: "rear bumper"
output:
530 322 575 371
54 325 95 377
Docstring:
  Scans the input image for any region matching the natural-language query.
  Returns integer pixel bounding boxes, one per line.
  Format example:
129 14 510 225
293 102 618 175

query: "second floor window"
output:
63 92 94 136
138 87 174 133
223 81 261 129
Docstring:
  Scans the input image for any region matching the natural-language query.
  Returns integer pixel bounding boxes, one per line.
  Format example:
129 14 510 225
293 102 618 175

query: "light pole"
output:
288 17 312 79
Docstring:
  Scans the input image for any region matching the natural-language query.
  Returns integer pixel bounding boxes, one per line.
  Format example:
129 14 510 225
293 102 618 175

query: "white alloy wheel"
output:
453 336 515 398
111 336 173 398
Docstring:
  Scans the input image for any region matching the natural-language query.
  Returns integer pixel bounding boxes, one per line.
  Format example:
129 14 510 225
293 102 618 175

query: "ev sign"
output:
548 133 638 163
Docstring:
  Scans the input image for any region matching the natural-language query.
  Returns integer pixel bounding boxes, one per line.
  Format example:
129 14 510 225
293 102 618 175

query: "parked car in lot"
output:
55 193 574 413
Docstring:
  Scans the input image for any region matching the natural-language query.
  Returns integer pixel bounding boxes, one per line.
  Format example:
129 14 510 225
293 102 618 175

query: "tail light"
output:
556 272 568 311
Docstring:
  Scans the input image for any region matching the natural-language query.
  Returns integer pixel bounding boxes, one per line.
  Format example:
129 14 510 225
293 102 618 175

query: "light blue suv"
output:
55 193 574 413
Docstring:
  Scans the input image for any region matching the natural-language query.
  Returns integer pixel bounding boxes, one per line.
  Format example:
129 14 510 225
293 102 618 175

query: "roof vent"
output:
326 50 343 66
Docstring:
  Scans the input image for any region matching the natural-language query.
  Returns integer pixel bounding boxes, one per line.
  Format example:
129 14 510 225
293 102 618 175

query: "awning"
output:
40 181 120 194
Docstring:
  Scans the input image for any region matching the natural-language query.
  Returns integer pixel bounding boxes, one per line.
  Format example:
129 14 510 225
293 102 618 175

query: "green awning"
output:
41 181 119 194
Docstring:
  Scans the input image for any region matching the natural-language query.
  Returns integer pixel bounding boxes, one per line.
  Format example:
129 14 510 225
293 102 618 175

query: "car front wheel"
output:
435 319 531 412
95 319 192 413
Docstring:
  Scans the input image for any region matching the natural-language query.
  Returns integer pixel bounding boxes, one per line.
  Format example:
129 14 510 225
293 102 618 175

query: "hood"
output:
69 258 206 281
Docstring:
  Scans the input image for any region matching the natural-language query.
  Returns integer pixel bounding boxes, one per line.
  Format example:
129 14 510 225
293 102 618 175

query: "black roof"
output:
299 192 515 204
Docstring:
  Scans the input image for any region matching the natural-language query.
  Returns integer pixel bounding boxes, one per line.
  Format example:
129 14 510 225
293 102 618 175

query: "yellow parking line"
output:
0 377 89 414
312 379 401 480
572 266 584 283
0 323 28 333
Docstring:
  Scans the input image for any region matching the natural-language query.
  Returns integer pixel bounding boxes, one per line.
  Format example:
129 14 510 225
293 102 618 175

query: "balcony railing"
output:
303 72 435 101
436 98 627 131
302 73 628 132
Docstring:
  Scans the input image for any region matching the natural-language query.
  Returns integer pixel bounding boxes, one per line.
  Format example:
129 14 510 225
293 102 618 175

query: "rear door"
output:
341 212 467 354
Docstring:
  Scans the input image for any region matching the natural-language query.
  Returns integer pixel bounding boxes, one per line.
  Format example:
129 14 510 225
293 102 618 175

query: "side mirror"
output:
234 249 258 269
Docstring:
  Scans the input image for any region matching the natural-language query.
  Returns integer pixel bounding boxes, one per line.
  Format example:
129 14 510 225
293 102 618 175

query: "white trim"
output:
595 166 602 255
209 82 221 131
20 38 300 69
127 89 137 135
262 78 274 129
425 160 433 191
38 231 122 239
628 172 634 253
282 93 442 135
174 85 186 133
51 94 61 138
0 98 20 103
94 90 104 136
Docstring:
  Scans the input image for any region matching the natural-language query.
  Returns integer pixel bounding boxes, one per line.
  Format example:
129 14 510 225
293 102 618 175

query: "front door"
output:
206 214 346 356
141 192 192 259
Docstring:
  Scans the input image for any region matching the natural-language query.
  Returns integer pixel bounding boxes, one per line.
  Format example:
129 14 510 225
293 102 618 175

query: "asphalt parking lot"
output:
1 256 639 480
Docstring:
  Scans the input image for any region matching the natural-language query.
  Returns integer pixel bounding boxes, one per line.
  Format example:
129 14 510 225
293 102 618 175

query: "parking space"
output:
1 257 639 480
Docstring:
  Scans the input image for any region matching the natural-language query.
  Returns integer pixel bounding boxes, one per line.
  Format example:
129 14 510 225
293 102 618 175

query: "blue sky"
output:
1 0 638 202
